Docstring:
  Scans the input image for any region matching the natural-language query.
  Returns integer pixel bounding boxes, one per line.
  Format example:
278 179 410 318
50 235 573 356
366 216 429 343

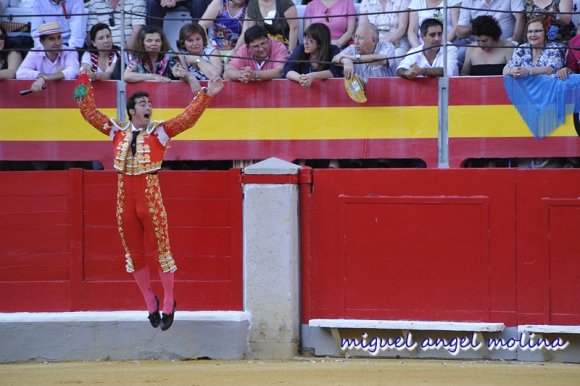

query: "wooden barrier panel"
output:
0 169 243 312
300 169 580 327
515 171 580 325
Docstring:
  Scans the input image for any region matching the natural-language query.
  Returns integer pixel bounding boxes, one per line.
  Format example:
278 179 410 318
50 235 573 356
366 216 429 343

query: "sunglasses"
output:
324 9 330 23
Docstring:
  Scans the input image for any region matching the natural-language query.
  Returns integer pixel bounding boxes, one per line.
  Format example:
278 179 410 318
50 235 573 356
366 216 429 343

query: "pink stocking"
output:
133 267 158 313
159 270 175 314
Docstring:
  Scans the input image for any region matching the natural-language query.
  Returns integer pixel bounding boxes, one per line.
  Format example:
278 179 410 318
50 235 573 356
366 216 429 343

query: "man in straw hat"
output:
16 22 79 92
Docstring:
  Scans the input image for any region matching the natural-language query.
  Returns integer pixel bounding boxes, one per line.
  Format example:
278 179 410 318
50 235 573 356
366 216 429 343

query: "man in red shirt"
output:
224 25 289 82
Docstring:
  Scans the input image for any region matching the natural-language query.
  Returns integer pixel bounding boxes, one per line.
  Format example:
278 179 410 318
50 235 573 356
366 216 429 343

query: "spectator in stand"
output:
124 25 177 83
358 0 410 66
234 0 299 53
525 0 575 44
173 22 223 93
408 0 461 48
303 0 357 49
199 0 248 53
332 23 395 83
461 15 514 75
16 22 79 91
397 18 458 78
0 24 23 79
0 1 34 50
556 33 580 79
146 0 212 29
503 16 564 77
85 0 146 50
31 0 87 50
224 24 288 82
284 23 343 87
456 0 525 45
80 23 121 81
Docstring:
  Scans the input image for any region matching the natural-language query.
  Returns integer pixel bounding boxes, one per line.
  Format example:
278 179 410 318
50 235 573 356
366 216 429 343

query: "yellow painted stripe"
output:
1 105 576 141
449 105 576 138
2 109 118 141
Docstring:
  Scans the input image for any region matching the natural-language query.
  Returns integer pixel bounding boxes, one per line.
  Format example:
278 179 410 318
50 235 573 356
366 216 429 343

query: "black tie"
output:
131 130 140 156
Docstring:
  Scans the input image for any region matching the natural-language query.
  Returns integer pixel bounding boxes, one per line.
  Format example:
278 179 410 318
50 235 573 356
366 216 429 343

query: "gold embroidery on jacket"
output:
114 130 164 175
163 91 212 137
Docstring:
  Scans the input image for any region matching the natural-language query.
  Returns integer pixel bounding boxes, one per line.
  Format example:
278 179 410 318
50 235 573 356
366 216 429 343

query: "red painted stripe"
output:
3 136 578 169
2 77 512 110
0 138 439 165
126 77 441 108
128 77 512 107
449 77 511 105
0 80 117 108
449 136 580 167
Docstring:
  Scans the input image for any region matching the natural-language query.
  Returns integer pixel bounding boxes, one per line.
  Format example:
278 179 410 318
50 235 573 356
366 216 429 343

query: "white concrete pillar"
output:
242 157 301 359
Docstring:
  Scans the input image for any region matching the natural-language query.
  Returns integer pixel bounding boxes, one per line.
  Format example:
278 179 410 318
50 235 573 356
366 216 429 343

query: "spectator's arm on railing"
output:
448 6 460 42
389 10 409 45
127 24 145 51
68 0 87 49
512 11 525 44
199 0 221 30
407 10 420 48
285 5 299 53
0 51 22 80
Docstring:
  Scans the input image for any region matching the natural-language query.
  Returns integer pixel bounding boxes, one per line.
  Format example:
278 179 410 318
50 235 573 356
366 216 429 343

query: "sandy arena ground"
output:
2 358 580 386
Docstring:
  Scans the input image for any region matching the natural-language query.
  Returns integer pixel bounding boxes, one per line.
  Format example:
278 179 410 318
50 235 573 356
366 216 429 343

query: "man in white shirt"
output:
31 0 87 49
397 18 458 79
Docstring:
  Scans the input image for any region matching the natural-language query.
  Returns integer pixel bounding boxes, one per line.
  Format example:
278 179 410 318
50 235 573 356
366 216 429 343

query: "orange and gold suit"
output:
78 83 213 274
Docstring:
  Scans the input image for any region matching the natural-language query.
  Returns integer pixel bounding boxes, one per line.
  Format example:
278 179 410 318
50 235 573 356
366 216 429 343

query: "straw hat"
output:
344 75 367 104
37 22 62 37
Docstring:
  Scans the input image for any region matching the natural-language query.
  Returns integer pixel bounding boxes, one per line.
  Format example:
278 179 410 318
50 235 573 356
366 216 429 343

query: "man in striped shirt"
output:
85 0 146 50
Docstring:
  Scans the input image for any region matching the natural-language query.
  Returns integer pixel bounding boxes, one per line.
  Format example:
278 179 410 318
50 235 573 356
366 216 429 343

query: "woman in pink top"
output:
303 0 357 49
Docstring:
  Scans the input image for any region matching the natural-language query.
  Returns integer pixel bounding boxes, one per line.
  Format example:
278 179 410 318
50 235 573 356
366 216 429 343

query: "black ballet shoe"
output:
148 295 161 328
160 300 176 331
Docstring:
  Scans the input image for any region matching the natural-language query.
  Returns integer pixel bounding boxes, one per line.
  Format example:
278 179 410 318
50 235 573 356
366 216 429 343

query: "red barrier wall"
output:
1 167 579 325
300 169 580 326
0 169 243 312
